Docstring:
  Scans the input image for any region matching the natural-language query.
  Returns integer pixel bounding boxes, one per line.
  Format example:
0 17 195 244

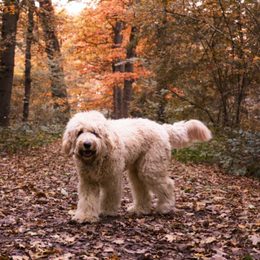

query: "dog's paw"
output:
155 204 174 214
100 210 118 217
127 205 151 215
72 213 99 223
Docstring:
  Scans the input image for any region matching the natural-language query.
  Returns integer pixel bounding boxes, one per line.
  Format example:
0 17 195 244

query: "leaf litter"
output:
0 141 259 259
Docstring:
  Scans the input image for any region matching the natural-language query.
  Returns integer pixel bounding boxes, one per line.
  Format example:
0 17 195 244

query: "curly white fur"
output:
62 111 212 222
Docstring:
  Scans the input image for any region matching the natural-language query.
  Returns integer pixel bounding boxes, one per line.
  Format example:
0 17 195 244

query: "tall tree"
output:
23 0 35 122
133 0 259 128
122 26 138 118
155 0 168 122
0 0 19 126
112 20 124 119
38 0 70 122
68 0 146 114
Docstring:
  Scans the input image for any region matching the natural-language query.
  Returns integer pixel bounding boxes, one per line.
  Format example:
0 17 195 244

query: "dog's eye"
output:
91 131 100 138
77 130 83 137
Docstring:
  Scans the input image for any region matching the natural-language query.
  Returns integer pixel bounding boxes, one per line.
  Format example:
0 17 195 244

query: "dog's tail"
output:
163 120 212 149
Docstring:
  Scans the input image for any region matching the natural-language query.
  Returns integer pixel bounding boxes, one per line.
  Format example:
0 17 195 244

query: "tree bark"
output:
113 85 123 119
112 21 124 119
156 0 168 122
23 0 34 122
122 26 137 118
0 0 19 127
38 0 70 123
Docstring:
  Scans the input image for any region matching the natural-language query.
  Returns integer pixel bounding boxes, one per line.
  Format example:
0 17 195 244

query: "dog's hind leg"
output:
137 146 175 214
152 177 175 214
127 166 152 215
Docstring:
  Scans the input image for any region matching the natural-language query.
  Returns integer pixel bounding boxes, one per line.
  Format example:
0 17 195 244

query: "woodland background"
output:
0 1 260 259
0 0 259 177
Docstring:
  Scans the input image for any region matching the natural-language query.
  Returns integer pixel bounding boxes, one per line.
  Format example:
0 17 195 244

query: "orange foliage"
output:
59 0 149 111
168 85 185 97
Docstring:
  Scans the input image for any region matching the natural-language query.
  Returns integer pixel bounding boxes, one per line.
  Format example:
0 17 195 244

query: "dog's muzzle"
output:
78 141 96 159
79 149 96 158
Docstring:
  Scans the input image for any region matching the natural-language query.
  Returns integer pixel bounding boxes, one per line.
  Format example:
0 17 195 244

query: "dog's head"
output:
62 111 113 164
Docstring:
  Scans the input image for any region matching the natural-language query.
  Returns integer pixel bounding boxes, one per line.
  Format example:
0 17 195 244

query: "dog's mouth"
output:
79 149 96 158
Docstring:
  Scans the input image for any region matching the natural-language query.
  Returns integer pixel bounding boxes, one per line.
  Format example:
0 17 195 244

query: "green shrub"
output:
172 129 260 178
216 130 260 178
172 142 215 164
0 123 63 154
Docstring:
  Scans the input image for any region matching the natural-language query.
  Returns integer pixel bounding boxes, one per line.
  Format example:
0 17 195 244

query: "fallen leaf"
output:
136 248 146 254
11 256 29 260
248 204 255 209
195 202 206 211
200 236 216 244
249 234 260 246
104 247 114 253
60 188 68 196
165 234 176 242
113 238 125 245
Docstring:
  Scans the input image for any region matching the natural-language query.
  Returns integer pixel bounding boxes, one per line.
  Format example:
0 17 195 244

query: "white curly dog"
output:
62 111 212 223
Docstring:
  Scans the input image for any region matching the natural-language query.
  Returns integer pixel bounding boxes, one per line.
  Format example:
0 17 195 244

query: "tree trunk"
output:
156 0 168 122
0 0 19 127
23 0 34 122
112 21 124 119
122 26 137 118
38 0 70 123
113 86 122 119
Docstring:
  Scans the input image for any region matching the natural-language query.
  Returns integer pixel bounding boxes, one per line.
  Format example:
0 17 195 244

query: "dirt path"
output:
0 141 259 259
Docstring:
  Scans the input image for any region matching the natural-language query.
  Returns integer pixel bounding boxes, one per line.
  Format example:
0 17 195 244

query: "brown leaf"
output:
164 234 176 243
104 247 114 253
113 238 125 245
194 202 206 211
200 236 216 245
249 234 260 246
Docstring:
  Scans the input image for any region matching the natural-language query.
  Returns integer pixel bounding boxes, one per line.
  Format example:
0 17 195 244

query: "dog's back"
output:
109 118 170 166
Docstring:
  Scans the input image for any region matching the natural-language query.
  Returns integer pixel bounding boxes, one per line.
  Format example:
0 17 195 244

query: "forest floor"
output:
0 141 259 260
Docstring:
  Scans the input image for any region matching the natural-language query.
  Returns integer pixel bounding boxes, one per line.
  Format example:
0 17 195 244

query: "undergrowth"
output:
173 130 260 178
0 123 63 154
173 142 215 164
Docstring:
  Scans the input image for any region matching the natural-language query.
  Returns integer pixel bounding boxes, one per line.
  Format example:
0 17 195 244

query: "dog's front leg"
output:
73 179 100 223
100 173 122 217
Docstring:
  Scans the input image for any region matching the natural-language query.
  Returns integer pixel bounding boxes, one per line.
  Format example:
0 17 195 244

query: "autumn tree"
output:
133 0 259 128
38 0 70 122
0 0 20 126
123 25 138 118
69 0 146 117
112 20 124 119
23 0 35 122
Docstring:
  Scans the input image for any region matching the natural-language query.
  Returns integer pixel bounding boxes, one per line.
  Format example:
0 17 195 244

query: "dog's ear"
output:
95 123 114 152
102 127 115 152
104 131 114 152
62 128 76 156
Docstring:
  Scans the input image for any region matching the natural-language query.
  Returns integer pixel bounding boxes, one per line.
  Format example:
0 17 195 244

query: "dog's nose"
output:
83 141 92 149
